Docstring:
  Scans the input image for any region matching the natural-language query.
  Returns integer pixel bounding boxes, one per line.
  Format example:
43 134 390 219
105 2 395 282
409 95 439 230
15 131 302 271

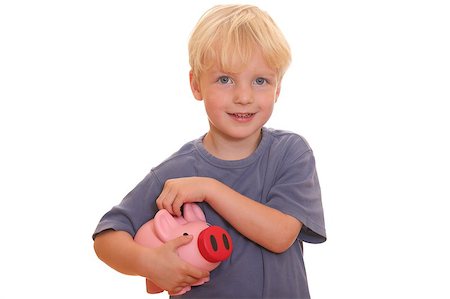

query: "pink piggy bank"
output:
134 203 233 295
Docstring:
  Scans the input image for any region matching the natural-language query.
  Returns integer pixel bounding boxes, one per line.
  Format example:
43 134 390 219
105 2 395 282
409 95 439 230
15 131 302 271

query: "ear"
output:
182 203 206 222
189 70 203 101
154 210 181 242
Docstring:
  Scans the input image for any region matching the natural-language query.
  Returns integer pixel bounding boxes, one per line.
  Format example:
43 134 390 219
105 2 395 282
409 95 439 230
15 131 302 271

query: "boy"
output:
93 4 326 298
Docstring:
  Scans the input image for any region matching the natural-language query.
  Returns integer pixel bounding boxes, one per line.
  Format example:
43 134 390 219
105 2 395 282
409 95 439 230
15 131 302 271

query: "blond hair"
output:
188 5 291 83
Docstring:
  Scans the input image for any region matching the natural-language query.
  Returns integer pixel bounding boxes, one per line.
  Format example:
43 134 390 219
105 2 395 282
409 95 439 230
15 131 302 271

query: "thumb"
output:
167 234 193 249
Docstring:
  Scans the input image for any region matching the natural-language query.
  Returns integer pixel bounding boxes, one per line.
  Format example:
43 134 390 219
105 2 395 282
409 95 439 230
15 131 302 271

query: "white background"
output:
1 0 449 298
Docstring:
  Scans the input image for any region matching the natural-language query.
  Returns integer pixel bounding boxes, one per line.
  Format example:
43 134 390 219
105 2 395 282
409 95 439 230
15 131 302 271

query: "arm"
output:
156 177 302 253
93 229 209 294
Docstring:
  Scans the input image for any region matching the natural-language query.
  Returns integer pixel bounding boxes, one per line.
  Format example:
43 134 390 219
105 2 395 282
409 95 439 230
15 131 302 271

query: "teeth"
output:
232 113 253 118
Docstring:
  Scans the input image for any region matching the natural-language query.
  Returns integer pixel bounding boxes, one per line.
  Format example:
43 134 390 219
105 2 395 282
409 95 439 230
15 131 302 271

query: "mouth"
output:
227 112 256 119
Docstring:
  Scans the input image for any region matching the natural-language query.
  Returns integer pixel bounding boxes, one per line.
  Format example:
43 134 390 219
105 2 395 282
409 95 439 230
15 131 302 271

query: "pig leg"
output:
191 276 210 286
146 278 193 296
172 286 191 296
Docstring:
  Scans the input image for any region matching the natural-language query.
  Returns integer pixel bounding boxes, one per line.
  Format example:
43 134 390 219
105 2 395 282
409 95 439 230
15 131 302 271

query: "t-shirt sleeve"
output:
265 143 326 244
92 171 162 240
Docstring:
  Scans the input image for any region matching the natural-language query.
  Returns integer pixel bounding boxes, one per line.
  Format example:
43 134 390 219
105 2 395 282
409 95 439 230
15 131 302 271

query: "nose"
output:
234 84 253 105
198 226 233 263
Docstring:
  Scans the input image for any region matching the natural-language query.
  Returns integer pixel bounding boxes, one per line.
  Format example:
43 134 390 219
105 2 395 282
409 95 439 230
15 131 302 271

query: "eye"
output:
254 77 267 85
218 76 232 84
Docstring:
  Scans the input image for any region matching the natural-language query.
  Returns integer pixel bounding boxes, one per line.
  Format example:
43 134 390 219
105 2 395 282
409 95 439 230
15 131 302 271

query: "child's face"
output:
190 48 281 143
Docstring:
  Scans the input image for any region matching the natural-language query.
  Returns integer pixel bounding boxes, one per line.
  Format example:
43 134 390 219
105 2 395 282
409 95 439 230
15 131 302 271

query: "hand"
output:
146 234 210 294
156 177 214 216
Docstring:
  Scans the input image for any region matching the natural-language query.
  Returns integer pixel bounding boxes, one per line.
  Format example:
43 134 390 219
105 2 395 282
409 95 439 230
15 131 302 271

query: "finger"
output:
172 194 185 217
161 192 176 215
188 264 209 280
165 235 209 285
168 285 190 296
155 189 168 210
157 189 176 214
156 196 162 210
156 180 174 210
177 273 200 287
167 234 193 249
166 236 209 279
177 259 210 281
184 265 210 281
168 288 182 296
173 260 209 284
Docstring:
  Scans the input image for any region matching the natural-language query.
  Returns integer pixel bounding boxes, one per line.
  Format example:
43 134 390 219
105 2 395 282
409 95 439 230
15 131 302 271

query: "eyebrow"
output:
209 67 277 77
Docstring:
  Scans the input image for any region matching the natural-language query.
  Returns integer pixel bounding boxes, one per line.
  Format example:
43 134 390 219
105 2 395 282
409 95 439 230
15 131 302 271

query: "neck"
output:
203 129 262 160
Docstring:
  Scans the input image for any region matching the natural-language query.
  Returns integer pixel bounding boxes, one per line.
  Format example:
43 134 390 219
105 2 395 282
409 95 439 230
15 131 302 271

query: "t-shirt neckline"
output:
194 127 271 169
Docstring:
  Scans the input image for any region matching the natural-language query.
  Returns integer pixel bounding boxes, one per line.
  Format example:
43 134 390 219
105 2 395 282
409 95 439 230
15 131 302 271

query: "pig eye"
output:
183 233 189 236
210 235 218 251
222 233 230 250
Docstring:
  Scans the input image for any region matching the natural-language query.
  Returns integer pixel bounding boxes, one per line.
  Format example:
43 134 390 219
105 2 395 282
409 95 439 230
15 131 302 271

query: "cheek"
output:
265 104 275 117
257 87 278 102
203 90 229 110
259 98 276 119
259 93 277 108
203 100 223 121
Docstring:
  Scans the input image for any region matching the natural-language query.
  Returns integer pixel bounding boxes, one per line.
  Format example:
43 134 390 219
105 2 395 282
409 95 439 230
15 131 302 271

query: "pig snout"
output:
197 226 233 263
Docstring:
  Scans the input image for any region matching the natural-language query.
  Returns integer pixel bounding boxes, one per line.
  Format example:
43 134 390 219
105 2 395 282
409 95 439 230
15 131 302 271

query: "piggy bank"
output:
134 203 233 295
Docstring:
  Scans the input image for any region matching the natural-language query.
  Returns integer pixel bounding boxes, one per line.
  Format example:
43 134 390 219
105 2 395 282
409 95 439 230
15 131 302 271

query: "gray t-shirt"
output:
93 127 326 299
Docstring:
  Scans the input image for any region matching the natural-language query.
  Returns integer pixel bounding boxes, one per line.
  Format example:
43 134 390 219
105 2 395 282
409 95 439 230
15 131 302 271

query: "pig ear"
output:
182 203 206 222
154 210 181 242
